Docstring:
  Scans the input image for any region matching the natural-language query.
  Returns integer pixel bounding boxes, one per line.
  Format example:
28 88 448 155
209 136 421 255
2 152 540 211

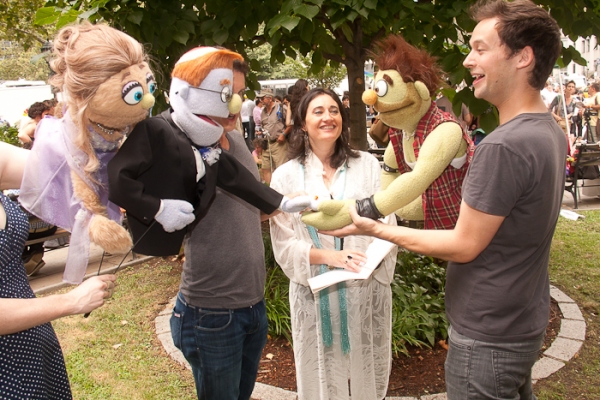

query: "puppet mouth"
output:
377 99 415 116
89 119 129 135
196 114 218 126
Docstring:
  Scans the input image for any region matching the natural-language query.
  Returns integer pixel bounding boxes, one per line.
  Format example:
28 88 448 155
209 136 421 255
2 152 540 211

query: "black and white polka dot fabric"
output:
0 193 72 399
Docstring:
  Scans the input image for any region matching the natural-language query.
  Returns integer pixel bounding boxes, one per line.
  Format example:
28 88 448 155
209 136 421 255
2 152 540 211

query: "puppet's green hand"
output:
301 199 356 230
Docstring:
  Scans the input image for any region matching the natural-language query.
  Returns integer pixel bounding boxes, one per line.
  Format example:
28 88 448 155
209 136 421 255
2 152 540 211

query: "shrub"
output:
262 230 292 343
0 124 20 146
391 250 448 356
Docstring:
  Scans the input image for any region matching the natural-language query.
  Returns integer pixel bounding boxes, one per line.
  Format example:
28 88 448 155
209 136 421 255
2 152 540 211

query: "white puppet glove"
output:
154 199 195 232
279 195 319 213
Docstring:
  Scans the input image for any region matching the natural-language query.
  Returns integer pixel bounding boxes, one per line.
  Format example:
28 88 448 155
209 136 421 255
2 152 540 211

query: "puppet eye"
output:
375 80 388 97
122 81 144 105
220 86 232 103
146 74 157 94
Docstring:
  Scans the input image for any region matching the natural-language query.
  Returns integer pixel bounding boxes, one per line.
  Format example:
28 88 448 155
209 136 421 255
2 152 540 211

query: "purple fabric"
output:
19 112 122 284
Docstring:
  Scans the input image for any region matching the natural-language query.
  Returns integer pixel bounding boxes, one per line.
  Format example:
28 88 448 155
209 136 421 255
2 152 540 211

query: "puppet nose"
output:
141 93 155 110
362 90 378 106
228 93 242 114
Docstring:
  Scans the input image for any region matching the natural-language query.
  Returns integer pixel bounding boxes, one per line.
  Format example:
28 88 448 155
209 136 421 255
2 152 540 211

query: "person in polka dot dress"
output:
0 142 116 399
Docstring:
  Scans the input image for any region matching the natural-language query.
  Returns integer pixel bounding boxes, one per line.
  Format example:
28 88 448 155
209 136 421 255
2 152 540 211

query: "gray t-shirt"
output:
446 112 567 343
179 130 265 309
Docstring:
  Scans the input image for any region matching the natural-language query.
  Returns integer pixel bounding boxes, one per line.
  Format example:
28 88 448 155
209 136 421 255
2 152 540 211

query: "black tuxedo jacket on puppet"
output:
108 110 283 256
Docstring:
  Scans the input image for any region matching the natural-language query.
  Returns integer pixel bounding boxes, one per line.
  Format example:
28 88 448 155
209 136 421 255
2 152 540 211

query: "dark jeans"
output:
445 325 544 399
170 293 268 400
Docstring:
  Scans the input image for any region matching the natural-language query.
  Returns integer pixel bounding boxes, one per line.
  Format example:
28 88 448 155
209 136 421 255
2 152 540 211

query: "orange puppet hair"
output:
371 35 442 97
172 47 243 87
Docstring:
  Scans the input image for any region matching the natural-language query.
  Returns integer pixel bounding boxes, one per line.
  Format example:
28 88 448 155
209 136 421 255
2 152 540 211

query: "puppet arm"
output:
154 199 195 232
380 144 399 190
215 152 315 214
72 173 133 253
372 122 464 216
302 122 464 230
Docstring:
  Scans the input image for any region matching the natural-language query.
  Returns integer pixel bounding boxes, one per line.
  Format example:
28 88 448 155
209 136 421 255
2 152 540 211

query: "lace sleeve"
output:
269 162 315 286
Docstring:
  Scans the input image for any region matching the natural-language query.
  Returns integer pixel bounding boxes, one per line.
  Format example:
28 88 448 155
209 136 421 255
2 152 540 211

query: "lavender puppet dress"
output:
19 112 123 284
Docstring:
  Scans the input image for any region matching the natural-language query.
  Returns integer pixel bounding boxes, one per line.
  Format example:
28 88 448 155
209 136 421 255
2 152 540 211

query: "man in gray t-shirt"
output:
320 1 565 398
170 60 270 400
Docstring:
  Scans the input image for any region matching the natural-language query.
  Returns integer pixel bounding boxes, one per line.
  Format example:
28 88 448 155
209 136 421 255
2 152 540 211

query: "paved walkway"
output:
31 190 597 399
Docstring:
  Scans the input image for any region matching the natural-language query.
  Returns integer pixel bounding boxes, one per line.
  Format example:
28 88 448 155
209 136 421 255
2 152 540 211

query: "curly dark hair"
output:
288 79 309 121
27 101 49 119
288 88 359 168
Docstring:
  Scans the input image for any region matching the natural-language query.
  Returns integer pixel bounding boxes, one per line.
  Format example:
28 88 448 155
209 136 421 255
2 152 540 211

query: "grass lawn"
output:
50 260 197 399
48 210 600 399
536 209 600 399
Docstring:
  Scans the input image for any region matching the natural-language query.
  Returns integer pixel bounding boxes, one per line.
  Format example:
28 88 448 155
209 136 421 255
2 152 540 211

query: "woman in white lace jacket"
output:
270 88 398 400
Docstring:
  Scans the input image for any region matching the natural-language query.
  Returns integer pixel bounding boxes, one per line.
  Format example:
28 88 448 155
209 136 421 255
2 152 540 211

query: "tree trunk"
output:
345 59 368 150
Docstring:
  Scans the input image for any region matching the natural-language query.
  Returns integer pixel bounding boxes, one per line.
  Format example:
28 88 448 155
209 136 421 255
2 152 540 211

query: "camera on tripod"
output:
584 108 598 121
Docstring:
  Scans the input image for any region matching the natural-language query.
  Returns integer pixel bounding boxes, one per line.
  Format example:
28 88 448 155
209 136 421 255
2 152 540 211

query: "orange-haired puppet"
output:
303 34 475 230
108 47 312 256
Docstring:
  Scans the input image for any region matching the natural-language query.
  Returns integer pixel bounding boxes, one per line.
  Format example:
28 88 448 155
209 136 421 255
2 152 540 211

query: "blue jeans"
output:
445 325 544 400
170 293 268 400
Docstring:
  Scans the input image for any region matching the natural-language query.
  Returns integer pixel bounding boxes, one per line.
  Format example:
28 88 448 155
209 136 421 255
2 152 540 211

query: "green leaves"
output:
391 251 448 356
34 6 60 26
294 4 320 19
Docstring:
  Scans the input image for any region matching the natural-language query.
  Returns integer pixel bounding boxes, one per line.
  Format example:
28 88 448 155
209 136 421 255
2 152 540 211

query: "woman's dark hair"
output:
288 78 309 120
288 87 359 168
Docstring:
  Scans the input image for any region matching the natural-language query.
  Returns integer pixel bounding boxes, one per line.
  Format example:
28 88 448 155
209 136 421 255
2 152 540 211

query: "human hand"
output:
65 274 117 315
155 199 195 232
325 249 367 273
277 134 286 143
301 199 356 230
319 205 380 238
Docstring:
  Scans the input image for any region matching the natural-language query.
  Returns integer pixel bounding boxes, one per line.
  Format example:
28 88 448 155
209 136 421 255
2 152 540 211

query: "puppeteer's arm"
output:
0 142 29 190
0 142 116 335
321 201 504 264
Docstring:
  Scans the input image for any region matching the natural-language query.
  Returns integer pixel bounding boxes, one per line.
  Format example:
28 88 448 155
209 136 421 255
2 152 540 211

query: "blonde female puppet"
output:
303 35 475 231
19 22 156 283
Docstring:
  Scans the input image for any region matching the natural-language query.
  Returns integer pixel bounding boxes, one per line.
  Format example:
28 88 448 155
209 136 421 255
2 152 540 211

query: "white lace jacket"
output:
270 151 398 400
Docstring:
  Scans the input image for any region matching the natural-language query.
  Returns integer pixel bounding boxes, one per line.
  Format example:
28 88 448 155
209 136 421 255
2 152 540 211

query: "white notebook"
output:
308 236 396 293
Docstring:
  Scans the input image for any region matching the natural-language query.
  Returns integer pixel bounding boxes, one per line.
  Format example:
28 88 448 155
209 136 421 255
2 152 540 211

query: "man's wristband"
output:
355 196 384 220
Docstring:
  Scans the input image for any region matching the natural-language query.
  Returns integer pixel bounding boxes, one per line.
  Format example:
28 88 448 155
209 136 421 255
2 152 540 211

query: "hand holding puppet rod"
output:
302 34 474 231
19 22 155 283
